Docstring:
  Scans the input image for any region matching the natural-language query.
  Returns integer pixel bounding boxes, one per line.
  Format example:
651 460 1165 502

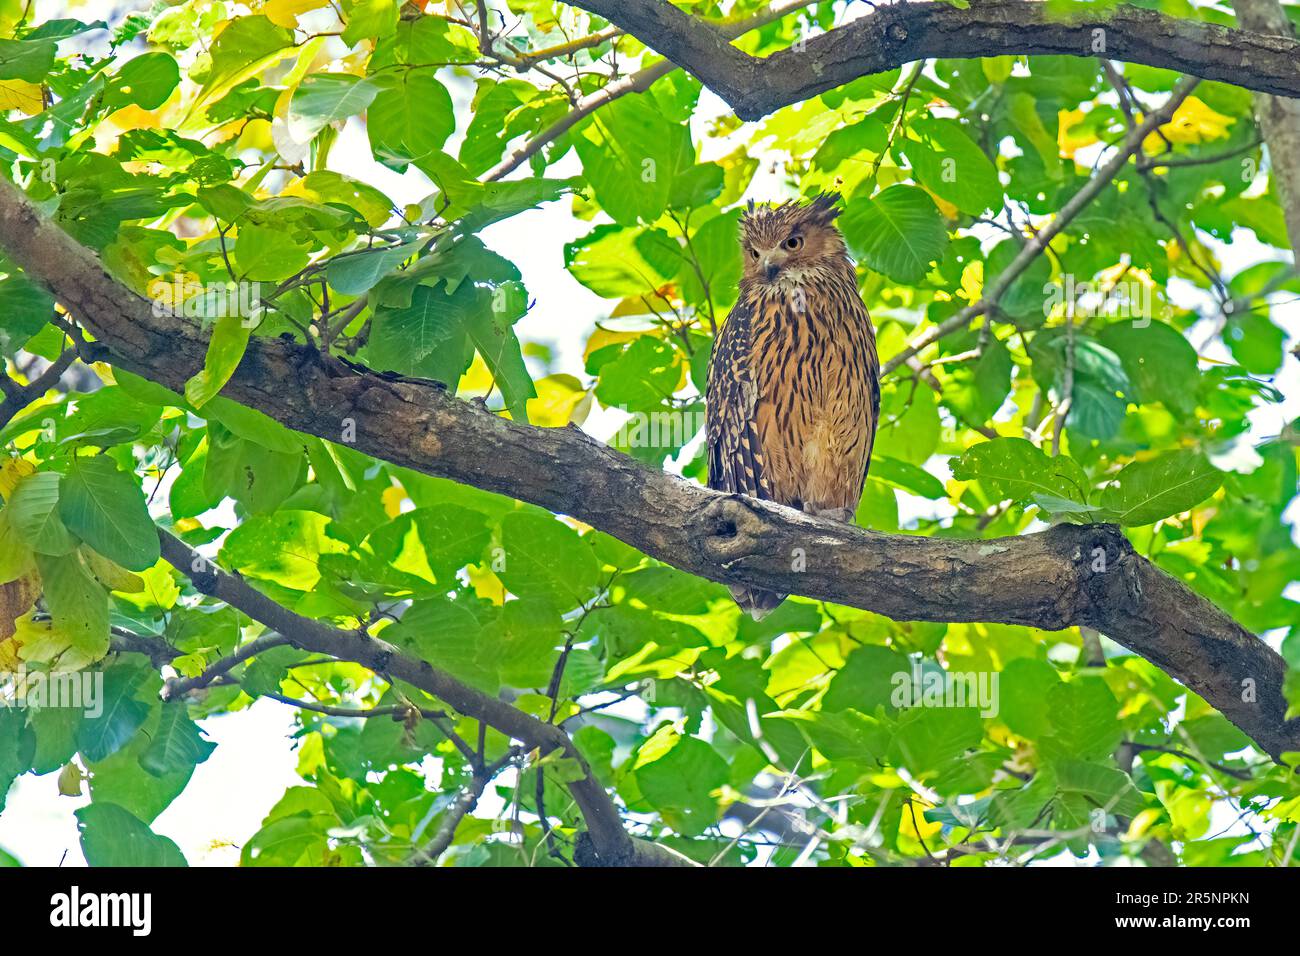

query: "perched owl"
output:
705 193 880 619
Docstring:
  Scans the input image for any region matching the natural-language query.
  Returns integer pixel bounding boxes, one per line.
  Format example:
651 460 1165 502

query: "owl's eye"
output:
784 235 804 251
749 247 759 259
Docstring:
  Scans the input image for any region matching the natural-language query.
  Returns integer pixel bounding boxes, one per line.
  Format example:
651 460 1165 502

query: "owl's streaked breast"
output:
747 266 879 514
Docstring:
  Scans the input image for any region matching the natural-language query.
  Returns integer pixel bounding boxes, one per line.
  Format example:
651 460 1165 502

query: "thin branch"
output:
154 527 696 867
882 77 1199 375
564 0 1300 121
482 0 813 182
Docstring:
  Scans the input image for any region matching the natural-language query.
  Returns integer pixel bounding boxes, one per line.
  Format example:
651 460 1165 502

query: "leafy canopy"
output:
0 0 1297 867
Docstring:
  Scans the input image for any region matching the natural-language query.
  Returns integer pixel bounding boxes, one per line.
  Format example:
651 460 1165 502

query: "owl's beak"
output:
760 252 783 281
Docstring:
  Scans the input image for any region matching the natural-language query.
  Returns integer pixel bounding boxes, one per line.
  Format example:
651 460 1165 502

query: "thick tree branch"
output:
565 0 1300 121
154 529 696 867
0 178 1296 764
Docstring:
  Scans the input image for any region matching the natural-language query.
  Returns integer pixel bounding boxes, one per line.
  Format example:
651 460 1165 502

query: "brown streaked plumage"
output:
706 193 880 619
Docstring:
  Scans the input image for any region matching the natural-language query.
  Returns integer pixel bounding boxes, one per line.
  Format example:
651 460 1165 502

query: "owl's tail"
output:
729 584 786 621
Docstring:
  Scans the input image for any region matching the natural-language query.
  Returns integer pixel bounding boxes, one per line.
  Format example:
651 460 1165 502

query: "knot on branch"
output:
697 494 781 565
1069 522 1143 627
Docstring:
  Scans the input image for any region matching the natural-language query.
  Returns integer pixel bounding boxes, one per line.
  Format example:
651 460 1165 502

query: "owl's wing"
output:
863 309 882 479
706 297 771 500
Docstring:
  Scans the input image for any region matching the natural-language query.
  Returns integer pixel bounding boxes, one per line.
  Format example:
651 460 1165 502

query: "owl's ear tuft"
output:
804 191 842 225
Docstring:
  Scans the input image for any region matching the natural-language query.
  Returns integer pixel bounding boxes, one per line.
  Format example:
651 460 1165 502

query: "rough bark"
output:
1234 0 1300 259
1 178 1297 761
567 0 1300 120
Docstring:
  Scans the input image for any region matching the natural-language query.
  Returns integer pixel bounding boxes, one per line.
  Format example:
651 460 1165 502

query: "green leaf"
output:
464 281 535 422
824 645 909 714
0 274 56 347
234 222 312 281
363 504 491 587
185 314 253 409
497 511 600 607
393 594 501 692
195 15 295 107
841 185 948 283
0 506 36 583
139 703 216 777
288 73 381 143
903 117 1002 215
593 335 681 411
105 51 180 110
368 282 476 383
1054 758 1145 818
1041 677 1122 761
997 658 1060 738
951 437 1089 507
564 223 679 299
0 708 36 814
7 472 78 556
634 733 728 836
869 456 946 500
573 95 693 226
1097 319 1198 415
887 706 984 775
76 662 152 763
368 71 454 166
327 240 421 296
59 457 160 571
220 510 350 590
941 336 1013 426
35 552 111 666
204 397 303 453
76 803 187 867
1097 450 1223 526
0 37 56 82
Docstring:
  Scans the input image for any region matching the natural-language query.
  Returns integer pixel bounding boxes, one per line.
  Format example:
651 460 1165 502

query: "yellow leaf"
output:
0 78 43 115
114 563 181 612
105 103 168 134
1057 107 1098 159
80 547 146 594
583 326 658 364
465 563 505 604
919 184 959 221
526 374 591 428
0 637 19 671
899 799 943 843
57 762 84 797
263 0 330 29
458 353 495 395
0 457 35 499
380 483 407 518
1144 96 1235 151
959 259 984 303
13 614 103 672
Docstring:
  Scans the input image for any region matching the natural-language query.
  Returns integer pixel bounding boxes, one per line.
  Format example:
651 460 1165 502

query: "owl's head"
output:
739 192 848 284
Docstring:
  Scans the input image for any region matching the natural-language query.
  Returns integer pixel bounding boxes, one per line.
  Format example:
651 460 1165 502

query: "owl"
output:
705 193 880 619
